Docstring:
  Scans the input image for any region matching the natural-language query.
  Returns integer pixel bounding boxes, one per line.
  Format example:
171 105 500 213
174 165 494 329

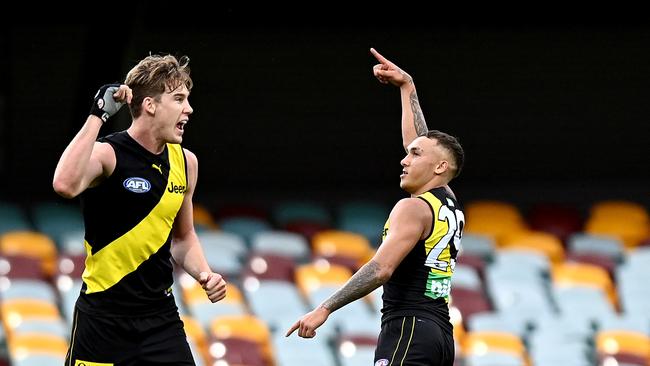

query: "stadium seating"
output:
30 202 84 250
567 233 625 260
0 231 58 277
1 298 63 334
2 196 647 366
209 337 266 366
0 255 47 280
242 252 297 282
585 217 649 249
458 233 496 260
11 354 67 366
0 202 32 234
273 331 338 366
499 230 565 263
336 200 389 247
6 333 68 364
462 331 528 365
209 314 275 366
589 200 650 224
196 230 247 278
552 262 618 309
311 230 375 271
217 217 273 245
336 335 377 366
464 200 528 243
192 203 219 231
180 273 247 328
181 315 212 366
243 278 308 333
272 201 332 227
250 230 310 260
595 330 650 363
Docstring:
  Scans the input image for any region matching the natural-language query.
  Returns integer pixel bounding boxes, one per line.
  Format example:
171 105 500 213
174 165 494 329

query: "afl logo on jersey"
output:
123 177 151 193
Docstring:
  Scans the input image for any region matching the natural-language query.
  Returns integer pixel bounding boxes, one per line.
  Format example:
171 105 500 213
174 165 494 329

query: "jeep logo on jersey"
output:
167 181 186 194
123 177 151 193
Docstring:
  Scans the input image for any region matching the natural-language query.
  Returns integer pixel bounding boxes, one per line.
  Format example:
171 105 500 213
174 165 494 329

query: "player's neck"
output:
127 121 166 155
410 177 450 196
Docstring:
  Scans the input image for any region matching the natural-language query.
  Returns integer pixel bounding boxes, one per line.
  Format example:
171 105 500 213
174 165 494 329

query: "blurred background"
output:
2 18 649 208
0 12 649 366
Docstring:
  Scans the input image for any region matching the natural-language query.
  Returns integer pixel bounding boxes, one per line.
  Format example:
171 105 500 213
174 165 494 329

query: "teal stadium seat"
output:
596 312 650 334
243 279 308 333
617 259 650 318
337 200 389 247
196 231 247 278
0 202 31 234
273 201 332 227
568 233 625 260
0 278 58 303
273 331 338 366
12 354 66 366
250 230 310 261
216 217 272 246
337 335 377 366
31 202 83 250
11 318 69 341
458 233 496 260
467 312 529 338
464 352 525 366
452 263 483 291
58 229 86 256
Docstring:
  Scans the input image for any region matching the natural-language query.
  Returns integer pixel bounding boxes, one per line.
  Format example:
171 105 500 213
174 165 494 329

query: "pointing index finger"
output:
370 47 391 65
286 321 299 337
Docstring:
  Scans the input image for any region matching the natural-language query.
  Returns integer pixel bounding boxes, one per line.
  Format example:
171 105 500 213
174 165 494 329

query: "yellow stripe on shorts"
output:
75 360 114 366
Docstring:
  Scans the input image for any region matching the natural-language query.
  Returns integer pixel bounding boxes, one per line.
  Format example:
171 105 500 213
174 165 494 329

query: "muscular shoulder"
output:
182 148 198 168
94 141 116 176
391 197 433 223
182 148 198 188
95 140 115 156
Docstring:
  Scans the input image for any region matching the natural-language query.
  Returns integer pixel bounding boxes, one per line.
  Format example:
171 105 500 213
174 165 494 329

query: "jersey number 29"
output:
425 199 464 272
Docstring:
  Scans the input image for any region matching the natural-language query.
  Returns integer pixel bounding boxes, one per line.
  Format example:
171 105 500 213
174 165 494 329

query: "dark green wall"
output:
2 22 649 208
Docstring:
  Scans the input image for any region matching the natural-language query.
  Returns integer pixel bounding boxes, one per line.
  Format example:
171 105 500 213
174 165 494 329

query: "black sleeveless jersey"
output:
77 131 187 316
380 187 465 330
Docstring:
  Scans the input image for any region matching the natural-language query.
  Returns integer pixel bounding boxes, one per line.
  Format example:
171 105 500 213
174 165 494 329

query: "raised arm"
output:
52 84 132 198
371 48 428 151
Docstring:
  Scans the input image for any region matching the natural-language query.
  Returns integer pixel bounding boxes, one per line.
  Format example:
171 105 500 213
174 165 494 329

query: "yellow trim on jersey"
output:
419 191 453 276
82 144 186 294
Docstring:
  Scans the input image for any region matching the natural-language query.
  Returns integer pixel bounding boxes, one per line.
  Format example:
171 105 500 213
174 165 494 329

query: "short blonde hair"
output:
125 54 193 118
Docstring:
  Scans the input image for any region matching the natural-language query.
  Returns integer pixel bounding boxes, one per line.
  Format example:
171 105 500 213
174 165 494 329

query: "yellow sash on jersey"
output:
82 144 186 294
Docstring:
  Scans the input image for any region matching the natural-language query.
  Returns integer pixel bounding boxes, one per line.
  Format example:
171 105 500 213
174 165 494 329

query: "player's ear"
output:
143 96 156 115
434 160 448 175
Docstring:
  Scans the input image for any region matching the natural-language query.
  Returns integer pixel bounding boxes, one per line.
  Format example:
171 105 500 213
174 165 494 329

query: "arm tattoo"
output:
321 260 384 313
409 90 428 136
